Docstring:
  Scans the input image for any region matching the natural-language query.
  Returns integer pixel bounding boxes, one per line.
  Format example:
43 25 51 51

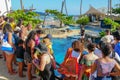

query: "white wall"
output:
0 0 11 16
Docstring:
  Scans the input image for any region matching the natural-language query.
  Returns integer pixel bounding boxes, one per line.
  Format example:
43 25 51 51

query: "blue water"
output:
52 26 102 63
52 38 77 64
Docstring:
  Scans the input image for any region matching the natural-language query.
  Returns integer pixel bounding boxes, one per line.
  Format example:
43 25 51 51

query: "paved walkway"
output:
0 53 28 80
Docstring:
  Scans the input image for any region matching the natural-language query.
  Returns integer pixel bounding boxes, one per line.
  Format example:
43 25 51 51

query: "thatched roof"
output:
85 6 105 16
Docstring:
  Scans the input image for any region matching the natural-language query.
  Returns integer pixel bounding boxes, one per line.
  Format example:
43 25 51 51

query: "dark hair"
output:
112 31 120 40
101 43 112 57
9 17 14 23
36 29 43 34
87 43 95 52
17 19 23 27
18 39 24 45
105 29 110 33
72 40 82 52
98 41 105 50
26 30 37 42
3 23 13 34
25 30 37 50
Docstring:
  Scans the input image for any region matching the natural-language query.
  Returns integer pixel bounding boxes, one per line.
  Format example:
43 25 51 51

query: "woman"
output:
79 43 98 80
58 40 83 80
32 43 55 80
25 30 37 80
91 43 120 80
2 23 16 74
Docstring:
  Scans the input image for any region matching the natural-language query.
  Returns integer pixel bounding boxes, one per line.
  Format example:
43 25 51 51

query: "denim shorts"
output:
16 58 24 62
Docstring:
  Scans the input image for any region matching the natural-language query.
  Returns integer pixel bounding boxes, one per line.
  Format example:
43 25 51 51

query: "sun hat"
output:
34 43 48 54
44 34 52 40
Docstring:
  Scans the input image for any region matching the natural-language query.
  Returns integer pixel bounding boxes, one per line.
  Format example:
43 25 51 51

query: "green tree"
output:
7 10 41 28
103 18 120 31
45 9 75 27
112 3 120 14
76 16 89 25
76 16 89 36
112 8 120 14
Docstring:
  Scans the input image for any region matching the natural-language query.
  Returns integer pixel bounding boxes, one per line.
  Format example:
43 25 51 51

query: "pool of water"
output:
52 38 76 64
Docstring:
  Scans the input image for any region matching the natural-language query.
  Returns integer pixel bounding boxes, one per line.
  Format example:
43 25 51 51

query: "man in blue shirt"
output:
114 34 120 56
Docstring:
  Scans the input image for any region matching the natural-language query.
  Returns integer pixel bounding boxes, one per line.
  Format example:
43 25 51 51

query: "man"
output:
114 34 120 57
101 29 114 43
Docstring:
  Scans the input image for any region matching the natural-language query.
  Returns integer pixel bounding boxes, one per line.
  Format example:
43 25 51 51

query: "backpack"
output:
111 51 120 80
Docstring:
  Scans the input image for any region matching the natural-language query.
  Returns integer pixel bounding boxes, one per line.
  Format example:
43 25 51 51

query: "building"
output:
0 0 11 16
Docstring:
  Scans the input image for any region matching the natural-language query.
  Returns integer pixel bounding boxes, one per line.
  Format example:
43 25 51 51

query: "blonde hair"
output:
43 38 51 46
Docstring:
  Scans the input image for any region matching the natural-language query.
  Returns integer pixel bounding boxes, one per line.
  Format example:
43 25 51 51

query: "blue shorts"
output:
16 58 24 62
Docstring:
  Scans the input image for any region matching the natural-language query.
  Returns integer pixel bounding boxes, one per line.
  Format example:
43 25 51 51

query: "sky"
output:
11 0 120 15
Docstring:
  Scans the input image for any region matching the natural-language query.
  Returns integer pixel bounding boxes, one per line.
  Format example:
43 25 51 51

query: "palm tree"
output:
80 0 82 16
108 0 112 16
20 0 24 10
43 10 49 25
60 0 68 27
61 0 68 15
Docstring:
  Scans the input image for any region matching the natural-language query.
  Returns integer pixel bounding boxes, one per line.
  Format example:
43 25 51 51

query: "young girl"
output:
43 38 53 55
16 39 25 77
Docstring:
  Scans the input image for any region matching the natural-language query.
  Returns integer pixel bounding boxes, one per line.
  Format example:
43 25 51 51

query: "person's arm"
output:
33 54 47 71
110 61 120 76
115 52 120 62
8 32 13 46
91 62 97 74
30 40 35 59
8 32 15 49
64 48 72 61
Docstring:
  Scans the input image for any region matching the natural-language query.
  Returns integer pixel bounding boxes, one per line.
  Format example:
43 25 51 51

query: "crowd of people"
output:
0 15 120 80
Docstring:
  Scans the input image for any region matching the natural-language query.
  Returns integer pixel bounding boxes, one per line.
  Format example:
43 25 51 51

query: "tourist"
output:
25 30 37 80
113 33 120 57
26 23 32 34
16 19 24 29
101 29 114 44
2 23 16 75
43 38 53 55
32 43 55 80
79 43 98 80
9 17 16 30
20 26 27 41
58 40 83 80
35 29 42 46
43 34 53 55
16 39 25 77
91 43 120 80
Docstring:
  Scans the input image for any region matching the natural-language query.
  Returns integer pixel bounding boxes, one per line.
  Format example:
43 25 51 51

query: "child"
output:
43 38 53 55
16 39 25 77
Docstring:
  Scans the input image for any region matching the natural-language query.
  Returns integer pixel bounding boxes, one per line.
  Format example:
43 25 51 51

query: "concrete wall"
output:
0 0 11 16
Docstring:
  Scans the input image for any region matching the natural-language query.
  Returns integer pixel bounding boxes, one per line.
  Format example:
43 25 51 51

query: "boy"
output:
16 39 25 77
